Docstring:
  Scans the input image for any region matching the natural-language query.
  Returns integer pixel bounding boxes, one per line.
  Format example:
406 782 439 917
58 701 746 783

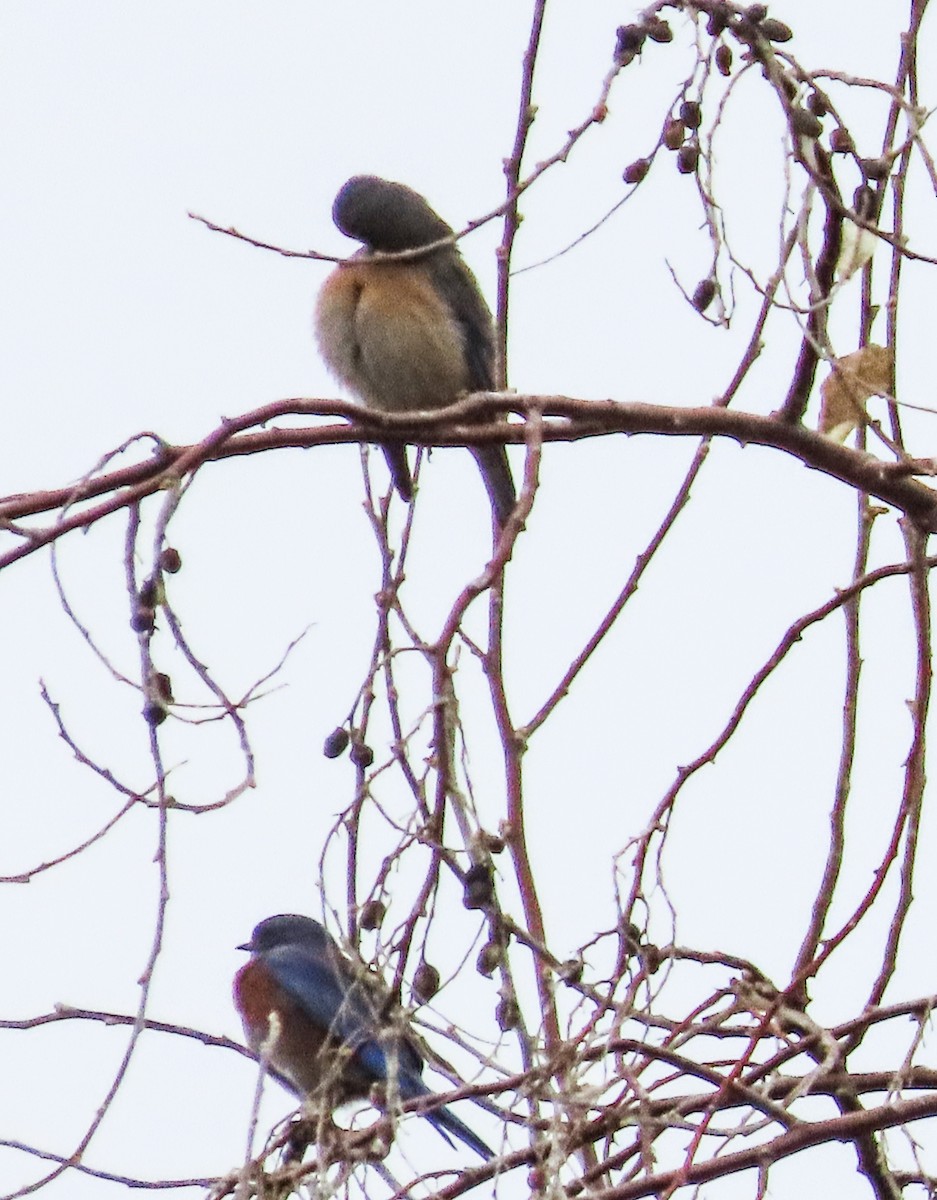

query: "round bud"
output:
477 941 503 977
131 607 156 633
706 4 730 36
760 17 793 41
692 278 717 313
412 961 441 1003
349 741 374 768
744 4 768 21
677 142 700 174
359 899 385 930
790 108 823 139
715 44 733 76
806 92 828 117
138 577 158 609
853 184 875 219
480 830 506 854
622 921 643 953
159 547 182 574
680 100 702 129
663 119 686 150
623 157 650 185
463 863 495 910
496 996 521 1031
861 157 890 181
323 726 350 759
615 24 646 55
830 126 855 154
557 958 584 984
143 700 167 726
645 17 673 42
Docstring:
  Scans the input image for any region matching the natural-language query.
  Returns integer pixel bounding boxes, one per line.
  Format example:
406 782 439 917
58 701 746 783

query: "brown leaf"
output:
836 218 877 281
818 344 893 442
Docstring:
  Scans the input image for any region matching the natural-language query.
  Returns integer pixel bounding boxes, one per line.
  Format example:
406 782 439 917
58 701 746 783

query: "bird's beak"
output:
236 941 252 952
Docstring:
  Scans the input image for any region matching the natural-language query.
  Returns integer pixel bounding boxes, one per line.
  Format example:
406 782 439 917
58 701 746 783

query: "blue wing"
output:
429 255 495 392
263 942 494 1161
262 943 424 1087
430 255 516 526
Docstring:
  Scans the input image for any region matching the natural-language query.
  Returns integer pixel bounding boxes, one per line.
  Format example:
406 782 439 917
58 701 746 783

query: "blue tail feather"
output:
426 1105 494 1161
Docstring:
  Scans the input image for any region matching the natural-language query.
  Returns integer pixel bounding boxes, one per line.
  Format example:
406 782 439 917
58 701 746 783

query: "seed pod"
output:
806 92 827 117
323 726 350 759
412 961 441 1003
615 23 645 55
159 547 182 574
692 278 717 313
680 100 702 129
349 741 374 768
790 107 823 139
359 899 385 931
760 17 793 41
644 942 663 973
706 3 730 35
677 142 699 174
622 922 644 955
138 576 159 609
623 157 650 184
477 940 503 976
829 126 854 154
663 119 686 150
645 17 673 42
861 156 890 181
463 863 495 910
131 606 156 633
153 672 173 703
557 958 583 984
715 44 733 75
479 830 506 854
496 995 521 1031
853 184 875 219
619 156 652 183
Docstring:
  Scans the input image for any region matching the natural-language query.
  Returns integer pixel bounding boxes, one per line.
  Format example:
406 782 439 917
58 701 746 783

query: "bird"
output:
233 913 494 1161
314 174 516 528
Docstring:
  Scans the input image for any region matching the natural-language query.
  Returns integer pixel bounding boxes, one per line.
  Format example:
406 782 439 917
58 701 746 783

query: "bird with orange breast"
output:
315 175 516 528
233 913 494 1161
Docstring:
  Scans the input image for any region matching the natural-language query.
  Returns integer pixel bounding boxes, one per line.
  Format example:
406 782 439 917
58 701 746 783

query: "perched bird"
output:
314 175 516 527
233 913 494 1161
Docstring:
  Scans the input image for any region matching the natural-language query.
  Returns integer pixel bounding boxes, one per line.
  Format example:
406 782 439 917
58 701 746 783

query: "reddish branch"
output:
3 396 936 575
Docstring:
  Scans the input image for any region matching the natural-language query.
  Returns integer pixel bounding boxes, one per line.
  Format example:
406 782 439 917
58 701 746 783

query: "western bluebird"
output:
233 913 494 1161
314 175 516 528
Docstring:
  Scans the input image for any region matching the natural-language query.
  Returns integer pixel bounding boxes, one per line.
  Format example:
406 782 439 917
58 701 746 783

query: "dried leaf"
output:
819 344 893 442
836 218 877 281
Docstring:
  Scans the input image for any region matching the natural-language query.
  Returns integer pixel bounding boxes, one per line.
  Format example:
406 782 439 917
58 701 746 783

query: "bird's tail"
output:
381 442 414 502
472 445 516 530
398 1070 494 1161
425 1103 495 1161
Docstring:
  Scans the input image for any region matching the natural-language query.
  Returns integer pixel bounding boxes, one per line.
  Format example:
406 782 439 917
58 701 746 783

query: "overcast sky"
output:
1 3 934 1197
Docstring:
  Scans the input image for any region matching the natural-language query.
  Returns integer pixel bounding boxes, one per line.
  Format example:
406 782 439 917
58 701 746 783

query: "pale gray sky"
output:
1 3 934 1197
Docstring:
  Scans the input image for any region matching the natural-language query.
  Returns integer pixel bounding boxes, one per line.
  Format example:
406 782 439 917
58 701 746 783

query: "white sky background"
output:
1 2 935 1197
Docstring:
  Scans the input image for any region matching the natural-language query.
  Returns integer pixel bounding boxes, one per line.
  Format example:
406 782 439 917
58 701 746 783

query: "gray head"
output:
332 175 453 252
237 913 335 954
